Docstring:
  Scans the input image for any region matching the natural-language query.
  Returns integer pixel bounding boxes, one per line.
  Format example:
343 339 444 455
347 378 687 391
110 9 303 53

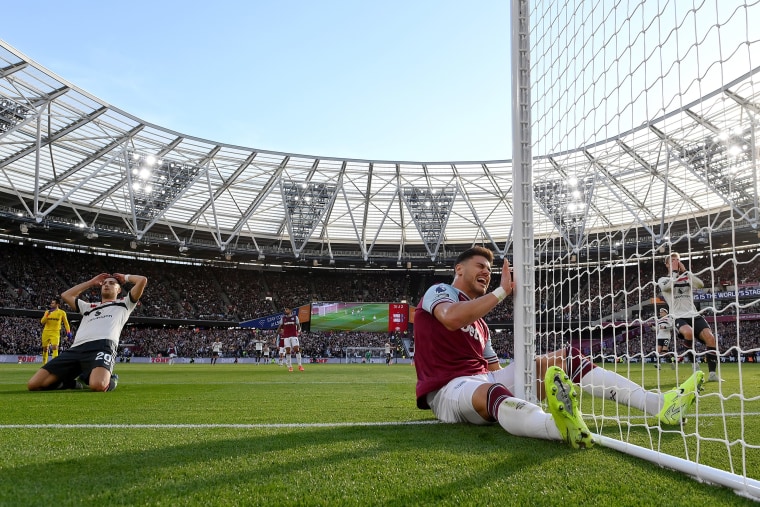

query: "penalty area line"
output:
0 420 442 430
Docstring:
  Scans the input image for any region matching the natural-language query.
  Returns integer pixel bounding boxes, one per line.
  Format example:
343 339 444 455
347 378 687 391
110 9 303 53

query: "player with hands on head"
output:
414 246 704 449
657 252 722 382
39 296 71 365
27 272 147 392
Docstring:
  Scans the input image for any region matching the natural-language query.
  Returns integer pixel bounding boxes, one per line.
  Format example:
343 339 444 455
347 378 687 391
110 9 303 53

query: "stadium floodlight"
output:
677 132 755 208
533 177 594 251
0 97 32 134
281 181 338 257
126 151 203 222
401 186 456 259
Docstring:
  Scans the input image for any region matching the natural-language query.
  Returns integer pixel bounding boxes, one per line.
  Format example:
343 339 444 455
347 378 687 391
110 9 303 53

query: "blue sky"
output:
2 1 512 162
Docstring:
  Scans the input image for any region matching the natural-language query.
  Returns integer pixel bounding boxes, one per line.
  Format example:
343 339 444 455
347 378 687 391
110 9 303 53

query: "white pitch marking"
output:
0 420 441 429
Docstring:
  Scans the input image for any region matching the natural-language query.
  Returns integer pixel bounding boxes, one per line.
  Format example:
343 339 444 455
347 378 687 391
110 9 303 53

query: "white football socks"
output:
579 367 663 415
496 397 562 441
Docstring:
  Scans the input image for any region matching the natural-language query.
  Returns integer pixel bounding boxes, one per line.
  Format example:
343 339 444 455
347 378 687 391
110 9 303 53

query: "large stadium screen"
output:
311 302 407 332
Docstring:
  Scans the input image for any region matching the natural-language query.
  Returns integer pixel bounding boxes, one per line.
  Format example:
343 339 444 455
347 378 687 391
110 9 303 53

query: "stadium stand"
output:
1 241 758 362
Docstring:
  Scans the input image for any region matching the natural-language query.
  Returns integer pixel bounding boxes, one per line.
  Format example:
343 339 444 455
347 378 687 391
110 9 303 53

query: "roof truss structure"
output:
0 40 758 265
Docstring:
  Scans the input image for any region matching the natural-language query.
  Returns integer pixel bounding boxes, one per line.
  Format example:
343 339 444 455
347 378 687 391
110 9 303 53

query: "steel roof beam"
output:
0 106 107 170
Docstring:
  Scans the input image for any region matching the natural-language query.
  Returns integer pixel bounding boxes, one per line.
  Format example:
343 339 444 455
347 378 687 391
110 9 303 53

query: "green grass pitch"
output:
0 362 757 506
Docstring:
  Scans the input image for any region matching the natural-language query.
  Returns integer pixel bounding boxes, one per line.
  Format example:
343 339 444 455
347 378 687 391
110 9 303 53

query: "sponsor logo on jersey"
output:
461 323 485 347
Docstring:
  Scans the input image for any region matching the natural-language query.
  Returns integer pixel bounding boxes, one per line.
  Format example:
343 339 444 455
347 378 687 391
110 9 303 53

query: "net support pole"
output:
510 0 536 402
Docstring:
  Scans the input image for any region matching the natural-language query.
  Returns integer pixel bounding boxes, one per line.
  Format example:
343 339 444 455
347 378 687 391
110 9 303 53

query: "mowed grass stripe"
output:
0 363 756 505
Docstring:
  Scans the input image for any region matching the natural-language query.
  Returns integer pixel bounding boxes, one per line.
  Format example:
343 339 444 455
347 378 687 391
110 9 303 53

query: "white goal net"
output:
515 0 760 499
314 302 340 317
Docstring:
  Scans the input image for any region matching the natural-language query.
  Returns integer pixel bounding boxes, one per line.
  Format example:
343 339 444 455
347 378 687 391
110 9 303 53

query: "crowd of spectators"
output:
0 316 415 360
0 243 420 320
1 242 759 359
0 316 40 355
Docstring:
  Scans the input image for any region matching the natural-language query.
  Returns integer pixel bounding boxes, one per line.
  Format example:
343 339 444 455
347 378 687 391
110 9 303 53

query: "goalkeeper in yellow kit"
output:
40 297 71 365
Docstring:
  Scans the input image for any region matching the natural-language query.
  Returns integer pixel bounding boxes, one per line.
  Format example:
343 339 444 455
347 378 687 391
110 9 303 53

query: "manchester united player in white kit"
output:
657 252 722 382
27 272 147 392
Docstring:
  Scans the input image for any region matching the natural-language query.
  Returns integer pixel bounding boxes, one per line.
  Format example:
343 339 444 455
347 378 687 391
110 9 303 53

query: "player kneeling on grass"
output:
414 247 704 449
27 272 147 392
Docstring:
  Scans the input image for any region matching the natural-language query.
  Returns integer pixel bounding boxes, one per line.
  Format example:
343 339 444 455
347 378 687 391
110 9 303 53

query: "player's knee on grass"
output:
89 379 109 392
88 370 112 392
27 370 53 391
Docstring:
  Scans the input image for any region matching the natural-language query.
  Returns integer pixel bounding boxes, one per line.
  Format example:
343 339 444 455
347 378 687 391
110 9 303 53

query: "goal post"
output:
513 0 760 499
345 347 387 363
510 0 537 402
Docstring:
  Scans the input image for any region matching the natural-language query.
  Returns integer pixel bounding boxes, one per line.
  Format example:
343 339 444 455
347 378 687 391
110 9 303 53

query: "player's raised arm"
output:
114 272 148 301
61 273 110 309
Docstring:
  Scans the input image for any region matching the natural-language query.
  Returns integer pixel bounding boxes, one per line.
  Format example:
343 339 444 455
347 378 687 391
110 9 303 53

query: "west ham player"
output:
652 308 675 369
657 252 722 382
39 296 71 365
414 247 704 448
27 272 147 392
277 307 304 372
167 342 178 365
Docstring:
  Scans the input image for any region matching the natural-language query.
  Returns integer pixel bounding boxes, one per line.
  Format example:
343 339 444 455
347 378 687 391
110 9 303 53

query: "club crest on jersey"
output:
432 285 451 301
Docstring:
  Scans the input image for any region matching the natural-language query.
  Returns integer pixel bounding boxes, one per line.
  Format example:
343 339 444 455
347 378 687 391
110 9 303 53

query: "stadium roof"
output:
0 40 757 267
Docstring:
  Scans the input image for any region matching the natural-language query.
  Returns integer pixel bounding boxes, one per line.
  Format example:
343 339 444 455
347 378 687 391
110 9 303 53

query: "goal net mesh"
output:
522 0 760 497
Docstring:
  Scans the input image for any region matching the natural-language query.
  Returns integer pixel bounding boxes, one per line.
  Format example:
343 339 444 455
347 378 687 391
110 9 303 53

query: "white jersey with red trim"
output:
73 295 138 347
657 271 704 318
655 315 674 340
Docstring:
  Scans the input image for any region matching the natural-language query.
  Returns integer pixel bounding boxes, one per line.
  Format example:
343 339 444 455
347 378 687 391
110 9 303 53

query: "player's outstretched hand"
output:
501 258 515 296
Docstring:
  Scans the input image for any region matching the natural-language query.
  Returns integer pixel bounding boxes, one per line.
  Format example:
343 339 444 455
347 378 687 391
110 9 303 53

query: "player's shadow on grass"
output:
0 423 715 505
